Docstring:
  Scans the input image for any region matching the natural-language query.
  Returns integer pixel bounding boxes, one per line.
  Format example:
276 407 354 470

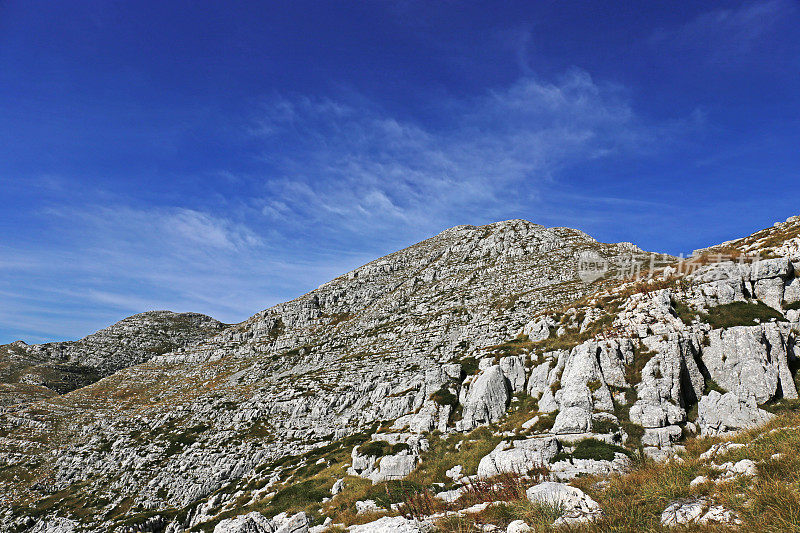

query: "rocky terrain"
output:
0 216 799 533
0 312 228 407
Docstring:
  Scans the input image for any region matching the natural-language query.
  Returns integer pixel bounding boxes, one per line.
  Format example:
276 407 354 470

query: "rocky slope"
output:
0 311 228 407
1 217 799 533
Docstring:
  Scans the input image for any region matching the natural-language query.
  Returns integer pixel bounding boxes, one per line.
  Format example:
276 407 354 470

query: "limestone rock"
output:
28 518 78 533
348 516 433 533
525 482 602 525
697 390 773 436
477 437 559 478
521 316 555 341
660 499 740 526
506 520 531 533
701 324 797 404
458 365 510 431
369 453 418 483
212 512 273 533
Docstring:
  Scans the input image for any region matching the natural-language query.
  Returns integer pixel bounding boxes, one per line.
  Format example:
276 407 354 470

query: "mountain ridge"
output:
1 217 798 533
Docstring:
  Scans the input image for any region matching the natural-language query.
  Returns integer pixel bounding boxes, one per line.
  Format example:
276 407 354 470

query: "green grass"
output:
671 298 698 326
358 440 406 458
555 438 631 463
267 479 331 515
704 378 728 395
701 301 786 329
783 300 800 311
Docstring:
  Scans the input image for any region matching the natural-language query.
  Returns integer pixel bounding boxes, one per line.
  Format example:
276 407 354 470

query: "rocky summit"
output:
1 217 800 533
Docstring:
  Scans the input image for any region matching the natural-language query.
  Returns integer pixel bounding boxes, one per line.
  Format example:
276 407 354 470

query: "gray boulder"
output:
458 365 510 431
369 453 418 483
701 324 797 404
476 437 559 478
213 512 273 533
348 516 433 533
526 482 602 526
697 390 773 436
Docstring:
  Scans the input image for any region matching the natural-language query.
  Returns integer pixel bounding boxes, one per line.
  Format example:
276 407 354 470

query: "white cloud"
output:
254 70 663 239
0 205 372 341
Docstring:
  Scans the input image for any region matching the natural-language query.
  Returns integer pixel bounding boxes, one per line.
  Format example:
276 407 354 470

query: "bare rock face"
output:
458 365 511 431
476 437 559 477
697 390 774 436
701 324 797 404
348 516 433 533
213 512 309 533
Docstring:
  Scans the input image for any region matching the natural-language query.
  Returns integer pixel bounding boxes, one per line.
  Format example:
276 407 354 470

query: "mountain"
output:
0 311 228 407
0 217 798 533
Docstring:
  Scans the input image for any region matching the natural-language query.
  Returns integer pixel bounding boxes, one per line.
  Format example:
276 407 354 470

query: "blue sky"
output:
1 1 799 343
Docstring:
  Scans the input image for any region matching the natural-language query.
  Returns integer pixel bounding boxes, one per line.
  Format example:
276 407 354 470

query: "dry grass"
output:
399 410 800 532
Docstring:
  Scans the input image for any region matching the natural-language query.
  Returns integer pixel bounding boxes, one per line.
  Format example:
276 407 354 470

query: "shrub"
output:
783 300 800 311
459 357 479 377
557 439 631 463
366 480 424 509
358 440 402 458
591 418 620 434
572 438 631 461
430 387 458 407
701 301 786 329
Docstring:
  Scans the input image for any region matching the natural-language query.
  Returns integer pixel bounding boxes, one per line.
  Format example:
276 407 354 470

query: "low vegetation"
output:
700 301 786 329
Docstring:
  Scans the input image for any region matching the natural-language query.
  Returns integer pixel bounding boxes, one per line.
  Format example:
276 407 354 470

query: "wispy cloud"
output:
650 0 797 64
1 70 695 343
254 70 670 241
0 205 367 341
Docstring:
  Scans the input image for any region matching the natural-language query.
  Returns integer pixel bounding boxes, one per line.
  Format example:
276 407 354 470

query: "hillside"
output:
1 217 799 533
0 311 228 407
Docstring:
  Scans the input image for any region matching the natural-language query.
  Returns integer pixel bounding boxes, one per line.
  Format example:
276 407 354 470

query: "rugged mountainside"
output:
0 312 228 407
1 217 799 533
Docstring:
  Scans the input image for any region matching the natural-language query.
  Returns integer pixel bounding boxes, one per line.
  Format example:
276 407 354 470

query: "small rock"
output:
348 516 433 533
506 520 532 533
526 482 602 525
355 500 381 514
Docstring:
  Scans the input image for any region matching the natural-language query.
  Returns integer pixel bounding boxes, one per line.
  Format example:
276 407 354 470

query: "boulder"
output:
369 453 418 483
701 324 797 404
660 498 706 526
348 516 433 533
551 341 616 434
477 437 559 478
526 360 552 398
525 482 602 526
499 356 526 393
641 425 683 447
506 520 532 533
549 453 630 481
522 316 555 341
697 390 773 435
660 499 740 526
272 513 310 533
213 512 273 533
458 365 510 431
784 277 800 304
